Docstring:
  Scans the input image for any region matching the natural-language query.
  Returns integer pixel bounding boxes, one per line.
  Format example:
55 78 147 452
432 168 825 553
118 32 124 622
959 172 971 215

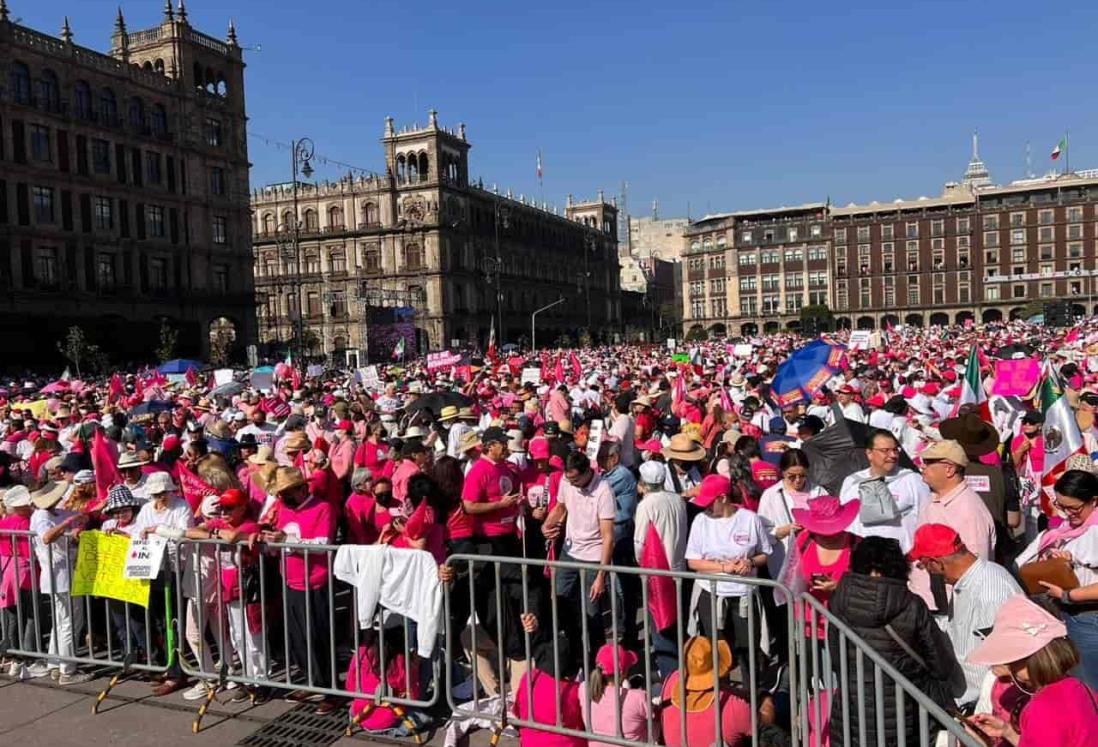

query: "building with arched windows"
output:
0 3 255 364
251 111 621 361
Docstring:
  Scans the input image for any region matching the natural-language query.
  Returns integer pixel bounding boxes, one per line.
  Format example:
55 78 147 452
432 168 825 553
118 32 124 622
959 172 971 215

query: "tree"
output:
685 325 707 342
209 328 234 366
56 325 90 377
800 303 834 327
155 320 178 363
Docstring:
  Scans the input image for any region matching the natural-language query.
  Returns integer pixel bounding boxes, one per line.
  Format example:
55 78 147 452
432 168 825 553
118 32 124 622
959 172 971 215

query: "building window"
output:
74 81 92 119
147 205 165 237
33 186 55 223
303 210 318 232
204 118 222 147
128 97 145 131
833 228 846 242
1066 206 1084 222
212 216 227 244
906 222 919 238
985 285 1000 301
808 245 827 262
907 276 919 305
94 197 113 229
956 217 970 233
1067 224 1084 240
1009 211 1026 228
36 247 59 287
330 249 347 273
30 125 51 162
984 231 1000 247
150 105 168 137
303 252 321 274
1068 242 1083 258
739 276 757 292
983 215 999 230
1038 226 1055 242
92 139 111 174
146 152 162 184
209 167 225 196
99 88 118 123
788 227 798 242
1040 244 1055 260
212 264 229 293
739 253 756 266
810 224 822 237
9 62 31 104
931 219 944 236
97 254 116 289
1012 284 1026 299
363 247 380 273
149 258 168 290
857 226 871 241
1010 229 1026 245
1039 209 1055 225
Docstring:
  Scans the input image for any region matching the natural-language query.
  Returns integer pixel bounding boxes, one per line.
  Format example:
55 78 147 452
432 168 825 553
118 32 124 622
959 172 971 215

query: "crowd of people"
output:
0 320 1097 745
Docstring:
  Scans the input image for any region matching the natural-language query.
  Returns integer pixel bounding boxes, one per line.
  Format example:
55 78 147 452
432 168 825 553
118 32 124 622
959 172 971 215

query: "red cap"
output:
907 523 963 562
838 385 856 395
162 434 181 452
218 488 247 510
922 382 941 396
866 394 886 409
943 370 958 382
335 419 353 432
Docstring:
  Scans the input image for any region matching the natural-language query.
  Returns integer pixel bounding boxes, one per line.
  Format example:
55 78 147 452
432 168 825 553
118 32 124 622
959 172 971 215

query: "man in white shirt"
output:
236 409 278 447
607 394 637 469
839 429 929 553
836 386 865 423
908 524 1021 707
632 462 687 571
27 481 91 684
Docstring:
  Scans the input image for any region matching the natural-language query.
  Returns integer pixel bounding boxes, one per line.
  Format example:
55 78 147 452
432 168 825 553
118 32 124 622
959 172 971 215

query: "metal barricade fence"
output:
444 552 802 747
797 594 982 747
172 538 441 734
0 528 172 709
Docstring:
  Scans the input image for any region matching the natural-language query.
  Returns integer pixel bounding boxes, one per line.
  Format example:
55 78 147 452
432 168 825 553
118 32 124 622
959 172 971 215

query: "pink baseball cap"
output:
692 474 731 509
528 437 550 460
966 595 1066 666
594 643 638 675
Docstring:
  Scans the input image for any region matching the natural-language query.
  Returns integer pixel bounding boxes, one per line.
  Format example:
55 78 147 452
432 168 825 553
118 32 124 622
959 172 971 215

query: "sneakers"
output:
182 682 213 701
58 672 93 686
6 661 22 678
24 663 55 680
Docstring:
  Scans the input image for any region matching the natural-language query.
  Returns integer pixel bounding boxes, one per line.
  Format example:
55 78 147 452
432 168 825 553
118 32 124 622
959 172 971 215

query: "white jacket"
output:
333 545 443 657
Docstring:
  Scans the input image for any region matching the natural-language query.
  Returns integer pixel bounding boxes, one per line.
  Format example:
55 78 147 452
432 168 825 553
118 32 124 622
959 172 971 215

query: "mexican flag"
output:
1051 137 1067 160
392 337 405 360
954 344 990 420
1039 360 1085 509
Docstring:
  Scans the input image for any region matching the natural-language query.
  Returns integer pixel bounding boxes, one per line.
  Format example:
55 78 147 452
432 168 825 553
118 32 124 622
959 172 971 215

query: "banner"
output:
521 368 542 385
585 419 605 461
671 353 690 364
848 330 873 351
991 359 1041 397
358 365 380 390
427 350 462 370
71 531 150 608
123 536 168 580
732 344 753 358
213 369 235 386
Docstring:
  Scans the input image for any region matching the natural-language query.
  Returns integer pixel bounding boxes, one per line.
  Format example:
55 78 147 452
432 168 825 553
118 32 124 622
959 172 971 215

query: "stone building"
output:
251 112 620 361
627 212 690 261
0 2 255 365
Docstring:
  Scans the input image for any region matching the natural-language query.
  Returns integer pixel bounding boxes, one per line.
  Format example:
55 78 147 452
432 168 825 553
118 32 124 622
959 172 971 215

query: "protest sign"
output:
991 359 1040 397
666 339 676 351
213 368 235 386
521 368 542 385
732 344 753 358
427 350 462 370
848 330 873 351
359 365 381 389
71 531 150 607
671 353 690 364
585 419 605 461
306 364 325 379
123 535 168 581
250 370 274 391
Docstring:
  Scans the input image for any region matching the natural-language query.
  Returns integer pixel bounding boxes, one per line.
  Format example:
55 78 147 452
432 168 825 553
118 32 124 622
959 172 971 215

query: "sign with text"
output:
521 368 542 385
71 531 151 608
427 350 463 370
666 339 676 351
848 330 873 351
358 365 381 390
585 419 605 461
214 369 235 386
732 344 753 358
122 535 168 580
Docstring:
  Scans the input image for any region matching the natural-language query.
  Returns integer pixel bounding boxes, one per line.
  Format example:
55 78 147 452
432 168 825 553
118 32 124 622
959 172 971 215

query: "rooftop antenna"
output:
1025 140 1033 178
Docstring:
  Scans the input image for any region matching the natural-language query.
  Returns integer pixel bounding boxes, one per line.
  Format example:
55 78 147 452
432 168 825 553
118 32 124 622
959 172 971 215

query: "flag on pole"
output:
536 150 543 183
392 337 405 361
60 367 71 381
569 352 582 382
954 344 990 420
91 431 123 507
185 367 199 387
487 321 497 361
1039 360 1086 510
1051 136 1067 160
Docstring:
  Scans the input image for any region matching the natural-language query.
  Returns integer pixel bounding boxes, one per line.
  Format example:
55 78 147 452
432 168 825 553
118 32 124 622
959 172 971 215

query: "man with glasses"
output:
838 429 929 552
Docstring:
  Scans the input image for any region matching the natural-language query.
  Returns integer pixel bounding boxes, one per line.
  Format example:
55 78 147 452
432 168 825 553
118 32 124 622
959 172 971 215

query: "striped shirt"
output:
948 557 1023 705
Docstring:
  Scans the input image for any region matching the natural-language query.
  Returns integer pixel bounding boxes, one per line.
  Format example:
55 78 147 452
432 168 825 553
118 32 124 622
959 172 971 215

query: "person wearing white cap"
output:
0 486 36 678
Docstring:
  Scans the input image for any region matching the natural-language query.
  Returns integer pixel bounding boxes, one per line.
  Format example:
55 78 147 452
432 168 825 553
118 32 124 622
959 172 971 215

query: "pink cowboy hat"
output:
791 496 860 536
967 596 1067 666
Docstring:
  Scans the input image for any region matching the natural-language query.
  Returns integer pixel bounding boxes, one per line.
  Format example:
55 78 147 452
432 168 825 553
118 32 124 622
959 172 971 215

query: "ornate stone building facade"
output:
252 112 620 360
0 2 255 364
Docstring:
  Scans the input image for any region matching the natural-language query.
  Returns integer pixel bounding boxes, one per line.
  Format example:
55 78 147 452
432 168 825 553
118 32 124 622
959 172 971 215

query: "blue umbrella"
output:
130 400 175 416
770 340 846 406
158 359 205 375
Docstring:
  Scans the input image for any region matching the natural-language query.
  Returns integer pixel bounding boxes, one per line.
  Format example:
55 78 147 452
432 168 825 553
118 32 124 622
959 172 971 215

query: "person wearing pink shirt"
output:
354 422 389 472
392 441 429 510
0 486 35 678
328 419 357 486
259 467 339 714
344 469 393 545
578 644 656 747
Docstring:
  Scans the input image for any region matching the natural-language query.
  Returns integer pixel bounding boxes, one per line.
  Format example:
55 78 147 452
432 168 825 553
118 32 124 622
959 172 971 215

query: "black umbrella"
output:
801 405 917 494
995 343 1036 359
402 391 474 418
129 400 175 416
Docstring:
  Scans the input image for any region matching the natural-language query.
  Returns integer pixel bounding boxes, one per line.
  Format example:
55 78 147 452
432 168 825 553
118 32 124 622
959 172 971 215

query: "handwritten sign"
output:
427 350 462 370
666 339 676 351
848 330 873 351
123 535 168 580
585 419 605 461
71 531 150 608
521 368 542 385
214 369 235 386
358 365 380 390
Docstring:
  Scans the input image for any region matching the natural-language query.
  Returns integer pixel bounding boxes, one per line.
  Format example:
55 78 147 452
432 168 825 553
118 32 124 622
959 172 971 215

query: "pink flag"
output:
672 372 687 411
554 356 565 385
719 386 733 413
569 352 582 382
108 373 124 404
174 461 218 512
185 367 199 387
991 358 1041 397
640 524 677 631
90 431 122 505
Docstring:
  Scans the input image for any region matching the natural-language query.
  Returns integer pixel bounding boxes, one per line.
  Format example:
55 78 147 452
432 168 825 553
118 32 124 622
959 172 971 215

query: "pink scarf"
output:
1038 506 1098 554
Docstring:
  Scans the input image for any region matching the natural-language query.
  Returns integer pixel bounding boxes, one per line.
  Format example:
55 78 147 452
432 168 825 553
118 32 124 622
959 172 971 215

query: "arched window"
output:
150 104 168 136
303 209 318 232
37 70 60 112
216 75 227 97
407 155 418 183
99 88 118 123
404 243 423 270
418 152 429 182
363 246 380 273
281 210 294 231
396 155 406 184
154 59 165 74
329 249 346 273
261 213 275 235
361 202 378 227
9 62 30 104
142 61 153 72
128 96 145 131
193 62 204 89
328 205 343 230
73 80 92 119
205 67 216 94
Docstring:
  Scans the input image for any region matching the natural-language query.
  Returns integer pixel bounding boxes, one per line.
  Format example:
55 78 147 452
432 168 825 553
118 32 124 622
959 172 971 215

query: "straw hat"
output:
30 480 67 509
272 467 307 495
145 471 177 496
438 405 460 422
117 451 150 470
247 445 276 465
282 431 310 453
662 433 706 462
459 430 482 453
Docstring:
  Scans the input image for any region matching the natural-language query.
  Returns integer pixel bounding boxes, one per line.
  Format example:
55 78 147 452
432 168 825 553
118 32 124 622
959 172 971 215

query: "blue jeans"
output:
1065 610 1098 691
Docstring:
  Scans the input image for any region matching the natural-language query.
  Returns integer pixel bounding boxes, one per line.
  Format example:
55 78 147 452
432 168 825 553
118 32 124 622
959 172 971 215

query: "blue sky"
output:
17 1 1098 219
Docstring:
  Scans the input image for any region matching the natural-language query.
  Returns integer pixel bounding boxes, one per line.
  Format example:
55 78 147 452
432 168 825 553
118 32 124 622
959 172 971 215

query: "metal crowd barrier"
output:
172 538 441 735
797 594 982 747
0 528 172 711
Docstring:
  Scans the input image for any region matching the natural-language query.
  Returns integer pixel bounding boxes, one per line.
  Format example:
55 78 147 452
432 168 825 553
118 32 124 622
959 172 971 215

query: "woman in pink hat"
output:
577 643 655 747
791 495 860 639
967 595 1098 746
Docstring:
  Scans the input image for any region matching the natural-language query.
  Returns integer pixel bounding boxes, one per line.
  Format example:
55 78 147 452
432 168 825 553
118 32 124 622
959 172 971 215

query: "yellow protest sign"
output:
24 400 51 420
71 531 150 608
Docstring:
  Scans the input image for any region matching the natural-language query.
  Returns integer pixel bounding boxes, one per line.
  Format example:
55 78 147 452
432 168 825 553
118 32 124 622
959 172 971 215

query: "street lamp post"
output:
493 202 510 344
583 235 597 337
280 138 314 364
531 296 566 353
